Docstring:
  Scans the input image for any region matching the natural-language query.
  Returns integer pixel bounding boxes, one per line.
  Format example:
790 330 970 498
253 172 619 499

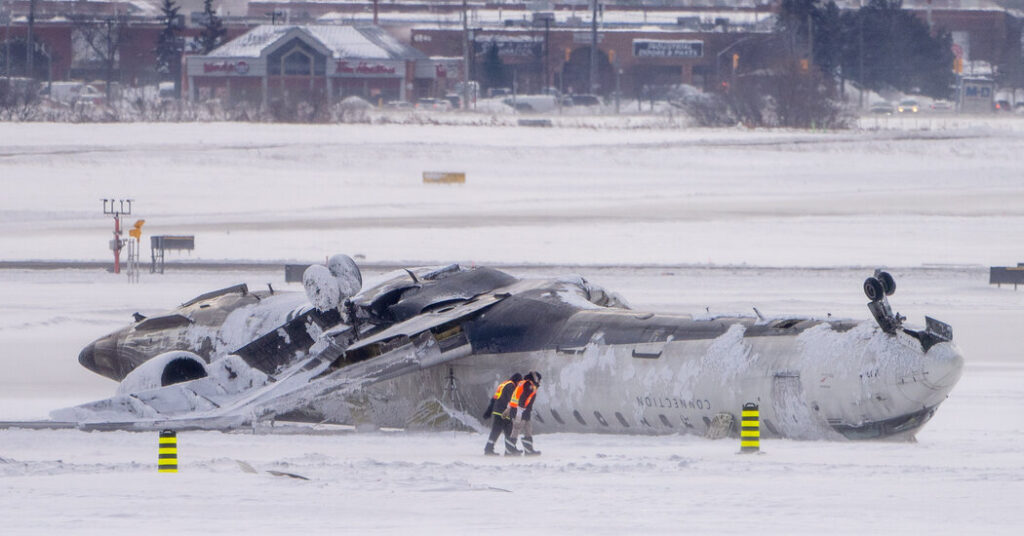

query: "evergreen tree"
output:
154 0 184 96
481 41 506 91
779 0 954 98
776 0 848 78
843 0 955 98
196 0 227 55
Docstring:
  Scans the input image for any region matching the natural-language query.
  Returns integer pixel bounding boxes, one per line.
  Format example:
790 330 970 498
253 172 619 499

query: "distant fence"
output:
989 263 1024 289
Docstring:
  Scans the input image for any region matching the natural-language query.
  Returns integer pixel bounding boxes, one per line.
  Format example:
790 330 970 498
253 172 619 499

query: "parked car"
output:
384 100 413 110
570 94 602 107
443 94 462 109
415 98 451 111
994 99 1012 112
896 99 919 113
487 87 512 98
929 100 954 113
869 101 894 115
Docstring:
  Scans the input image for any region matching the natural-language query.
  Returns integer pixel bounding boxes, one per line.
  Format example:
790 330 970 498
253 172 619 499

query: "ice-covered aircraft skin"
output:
69 261 963 440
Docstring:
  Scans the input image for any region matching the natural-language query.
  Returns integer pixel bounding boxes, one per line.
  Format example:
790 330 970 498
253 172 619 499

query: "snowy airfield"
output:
1 120 1023 534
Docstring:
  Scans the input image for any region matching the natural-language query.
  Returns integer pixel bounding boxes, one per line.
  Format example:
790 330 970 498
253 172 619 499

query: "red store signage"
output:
335 60 397 76
203 61 251 75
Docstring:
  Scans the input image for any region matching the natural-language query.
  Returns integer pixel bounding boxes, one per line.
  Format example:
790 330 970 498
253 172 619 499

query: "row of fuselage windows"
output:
533 408 708 432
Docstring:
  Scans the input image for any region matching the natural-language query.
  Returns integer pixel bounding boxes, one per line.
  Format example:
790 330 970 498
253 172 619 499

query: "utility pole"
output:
102 199 133 274
3 3 11 82
858 4 864 110
544 16 550 90
615 62 621 114
807 13 813 65
26 0 35 77
589 0 598 94
462 0 470 109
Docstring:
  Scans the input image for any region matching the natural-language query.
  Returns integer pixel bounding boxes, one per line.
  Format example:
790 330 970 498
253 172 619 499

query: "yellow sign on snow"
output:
422 172 466 184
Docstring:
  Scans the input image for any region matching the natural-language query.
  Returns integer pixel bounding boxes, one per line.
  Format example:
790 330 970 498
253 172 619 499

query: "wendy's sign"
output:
203 61 251 75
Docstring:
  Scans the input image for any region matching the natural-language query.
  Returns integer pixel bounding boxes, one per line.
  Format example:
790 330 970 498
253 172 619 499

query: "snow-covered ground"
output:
1 121 1023 267
1 121 1023 534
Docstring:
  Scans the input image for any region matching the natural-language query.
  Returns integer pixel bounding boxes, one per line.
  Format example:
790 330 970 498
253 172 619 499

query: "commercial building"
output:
184 24 459 105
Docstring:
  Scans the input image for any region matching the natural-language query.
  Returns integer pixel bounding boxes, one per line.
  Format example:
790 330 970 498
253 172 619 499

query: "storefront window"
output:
283 50 313 76
268 38 326 76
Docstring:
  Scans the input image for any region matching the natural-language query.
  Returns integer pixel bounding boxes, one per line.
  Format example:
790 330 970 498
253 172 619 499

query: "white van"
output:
44 81 105 105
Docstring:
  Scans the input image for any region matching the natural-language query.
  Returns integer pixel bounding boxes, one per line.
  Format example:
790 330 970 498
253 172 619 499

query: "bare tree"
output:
70 13 129 101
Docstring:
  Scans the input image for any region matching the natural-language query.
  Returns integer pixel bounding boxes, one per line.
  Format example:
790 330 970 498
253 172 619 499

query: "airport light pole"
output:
102 199 133 274
2 3 10 82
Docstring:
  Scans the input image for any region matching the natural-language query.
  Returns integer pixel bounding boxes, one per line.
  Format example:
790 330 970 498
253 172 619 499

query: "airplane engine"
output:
328 254 362 300
303 264 342 312
116 351 208 395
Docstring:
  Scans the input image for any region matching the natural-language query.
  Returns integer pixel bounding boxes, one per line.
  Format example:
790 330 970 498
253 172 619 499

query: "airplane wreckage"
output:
57 256 963 440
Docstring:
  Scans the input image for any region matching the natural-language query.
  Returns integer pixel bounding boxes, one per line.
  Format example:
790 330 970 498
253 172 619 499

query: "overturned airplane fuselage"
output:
67 262 963 440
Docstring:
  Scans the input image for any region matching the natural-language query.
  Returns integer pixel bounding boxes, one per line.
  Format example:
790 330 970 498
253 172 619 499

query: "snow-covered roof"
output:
209 24 426 60
316 8 776 29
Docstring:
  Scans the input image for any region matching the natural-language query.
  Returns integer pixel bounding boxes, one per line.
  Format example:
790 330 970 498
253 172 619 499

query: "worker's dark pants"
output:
512 418 536 453
485 415 515 453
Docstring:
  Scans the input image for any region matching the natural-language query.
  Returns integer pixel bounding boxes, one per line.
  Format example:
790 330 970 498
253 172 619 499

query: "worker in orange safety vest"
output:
502 371 542 456
483 372 523 456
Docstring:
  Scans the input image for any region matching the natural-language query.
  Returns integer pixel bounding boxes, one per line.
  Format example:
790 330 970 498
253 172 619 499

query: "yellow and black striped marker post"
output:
740 403 760 454
158 430 178 473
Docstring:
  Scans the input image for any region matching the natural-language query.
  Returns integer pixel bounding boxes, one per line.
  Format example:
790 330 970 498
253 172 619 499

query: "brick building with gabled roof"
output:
185 24 458 105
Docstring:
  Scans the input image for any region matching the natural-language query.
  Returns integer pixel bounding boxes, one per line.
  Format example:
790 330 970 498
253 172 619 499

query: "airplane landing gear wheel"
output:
876 271 896 296
864 277 885 302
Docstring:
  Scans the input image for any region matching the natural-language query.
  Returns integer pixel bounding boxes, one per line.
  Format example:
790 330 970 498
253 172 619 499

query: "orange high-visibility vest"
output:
492 380 514 400
522 389 537 409
510 380 536 409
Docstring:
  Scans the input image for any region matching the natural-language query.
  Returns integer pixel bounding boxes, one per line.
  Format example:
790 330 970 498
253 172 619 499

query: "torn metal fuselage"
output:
68 265 964 441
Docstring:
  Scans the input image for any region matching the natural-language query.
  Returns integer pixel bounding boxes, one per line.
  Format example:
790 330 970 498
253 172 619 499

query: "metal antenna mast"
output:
102 198 132 274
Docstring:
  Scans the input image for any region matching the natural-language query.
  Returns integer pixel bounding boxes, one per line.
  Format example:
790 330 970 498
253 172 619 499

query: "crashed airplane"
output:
62 256 963 440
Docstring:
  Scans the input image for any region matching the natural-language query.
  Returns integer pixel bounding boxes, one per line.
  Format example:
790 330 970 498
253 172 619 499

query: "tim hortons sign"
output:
334 60 399 76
